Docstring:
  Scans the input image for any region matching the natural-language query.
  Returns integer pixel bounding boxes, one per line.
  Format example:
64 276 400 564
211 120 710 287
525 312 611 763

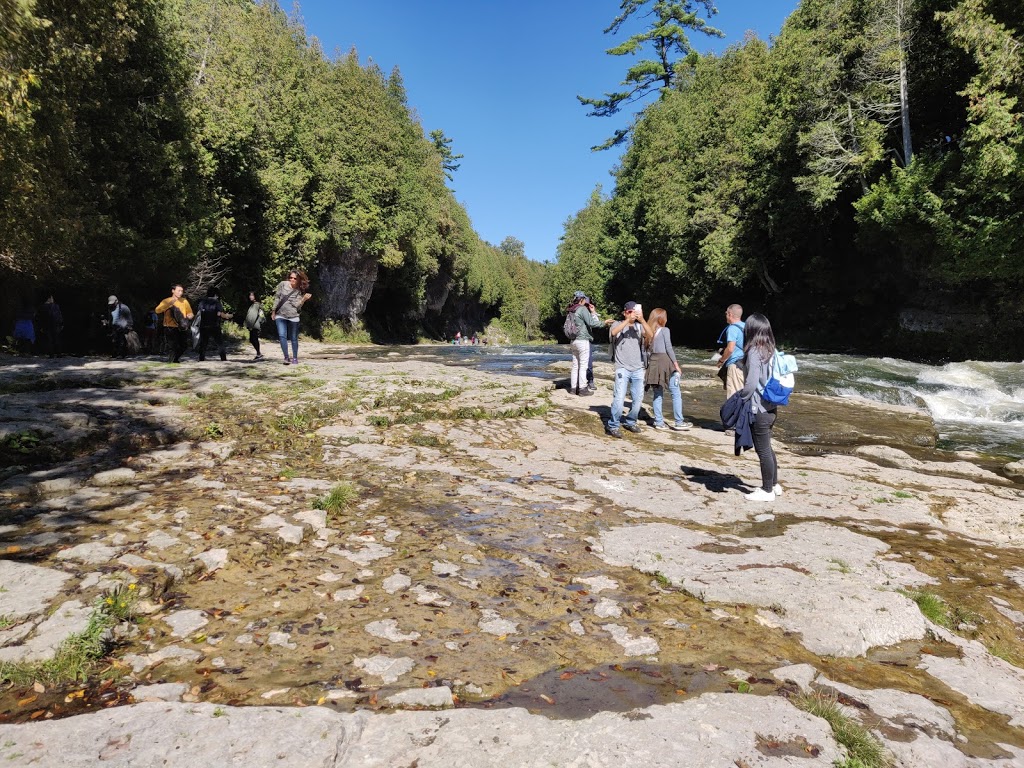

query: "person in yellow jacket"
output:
154 284 194 363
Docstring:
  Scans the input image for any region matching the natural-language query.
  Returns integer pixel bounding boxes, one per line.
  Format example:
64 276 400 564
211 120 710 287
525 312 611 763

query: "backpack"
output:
563 309 580 341
760 349 798 406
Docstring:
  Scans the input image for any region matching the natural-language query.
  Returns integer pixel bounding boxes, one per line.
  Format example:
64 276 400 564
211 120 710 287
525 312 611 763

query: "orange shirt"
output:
154 297 193 328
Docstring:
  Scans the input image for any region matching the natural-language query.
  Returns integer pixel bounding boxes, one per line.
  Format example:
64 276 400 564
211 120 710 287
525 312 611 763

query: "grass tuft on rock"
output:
902 590 983 633
0 585 138 686
315 483 358 522
794 691 892 768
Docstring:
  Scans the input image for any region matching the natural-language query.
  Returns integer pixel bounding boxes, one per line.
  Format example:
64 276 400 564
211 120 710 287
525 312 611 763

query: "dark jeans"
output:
111 327 128 358
249 327 261 355
198 325 226 361
167 328 189 363
752 410 778 491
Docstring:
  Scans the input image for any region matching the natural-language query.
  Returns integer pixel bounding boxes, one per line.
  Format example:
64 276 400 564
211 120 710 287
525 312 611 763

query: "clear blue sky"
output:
295 1 799 263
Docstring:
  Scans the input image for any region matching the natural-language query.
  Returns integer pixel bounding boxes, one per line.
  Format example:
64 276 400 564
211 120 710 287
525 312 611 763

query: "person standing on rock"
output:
243 291 267 361
271 270 311 365
155 284 194 364
716 304 746 433
567 292 605 397
38 294 63 357
738 313 782 502
644 308 691 431
606 300 651 438
107 296 134 359
196 286 231 362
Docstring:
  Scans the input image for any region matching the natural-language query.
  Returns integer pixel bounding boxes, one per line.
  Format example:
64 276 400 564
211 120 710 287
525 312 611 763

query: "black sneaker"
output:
605 426 623 438
578 389 594 397
623 423 642 434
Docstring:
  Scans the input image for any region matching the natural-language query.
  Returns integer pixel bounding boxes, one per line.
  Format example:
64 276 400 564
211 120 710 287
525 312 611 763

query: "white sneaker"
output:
773 484 783 496
651 423 669 431
745 488 776 502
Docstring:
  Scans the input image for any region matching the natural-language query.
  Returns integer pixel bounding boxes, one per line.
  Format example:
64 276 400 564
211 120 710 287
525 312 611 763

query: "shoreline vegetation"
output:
3 0 1023 362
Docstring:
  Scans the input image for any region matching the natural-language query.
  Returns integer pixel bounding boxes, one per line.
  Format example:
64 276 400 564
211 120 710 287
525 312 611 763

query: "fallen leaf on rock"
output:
539 694 555 705
18 695 37 707
703 663 721 672
32 682 45 694
64 690 84 703
559 672 575 680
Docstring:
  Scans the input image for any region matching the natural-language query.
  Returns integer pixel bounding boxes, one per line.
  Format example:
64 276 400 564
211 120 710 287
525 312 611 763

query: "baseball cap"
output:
623 301 638 311
108 295 118 304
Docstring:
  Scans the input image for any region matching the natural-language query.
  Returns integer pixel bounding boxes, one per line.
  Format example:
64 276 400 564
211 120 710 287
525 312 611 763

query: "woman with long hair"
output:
271 269 311 365
739 313 782 501
244 291 267 361
643 308 690 430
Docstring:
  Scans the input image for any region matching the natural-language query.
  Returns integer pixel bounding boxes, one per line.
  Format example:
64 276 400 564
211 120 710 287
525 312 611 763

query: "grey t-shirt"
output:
612 322 645 371
273 281 303 320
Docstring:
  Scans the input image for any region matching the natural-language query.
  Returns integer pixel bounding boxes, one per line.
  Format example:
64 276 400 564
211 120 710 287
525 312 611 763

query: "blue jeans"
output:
276 317 299 359
608 367 645 430
651 371 684 426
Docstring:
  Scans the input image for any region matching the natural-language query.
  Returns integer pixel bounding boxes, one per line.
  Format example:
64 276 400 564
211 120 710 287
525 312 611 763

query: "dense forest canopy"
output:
2 0 1021 358
0 0 549 346
558 0 1024 360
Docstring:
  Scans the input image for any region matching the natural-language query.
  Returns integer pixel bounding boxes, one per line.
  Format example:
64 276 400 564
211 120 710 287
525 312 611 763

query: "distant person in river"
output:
738 313 782 502
38 295 63 357
567 292 605 397
243 291 266 361
196 286 231 362
271 269 311 365
716 304 745 431
155 284 194 364
644 308 691 431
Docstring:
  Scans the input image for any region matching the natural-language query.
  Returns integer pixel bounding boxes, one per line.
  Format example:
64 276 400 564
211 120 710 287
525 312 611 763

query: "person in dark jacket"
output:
196 286 231 362
39 295 63 357
738 313 782 502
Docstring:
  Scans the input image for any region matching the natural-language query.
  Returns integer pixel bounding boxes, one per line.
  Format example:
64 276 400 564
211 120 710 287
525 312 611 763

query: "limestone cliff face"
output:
316 241 378 323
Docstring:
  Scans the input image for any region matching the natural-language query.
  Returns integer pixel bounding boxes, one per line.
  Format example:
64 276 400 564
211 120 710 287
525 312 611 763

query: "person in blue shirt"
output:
716 304 745 431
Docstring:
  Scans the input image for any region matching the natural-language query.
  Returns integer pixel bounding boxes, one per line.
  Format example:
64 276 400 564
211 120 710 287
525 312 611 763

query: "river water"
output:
353 344 1024 462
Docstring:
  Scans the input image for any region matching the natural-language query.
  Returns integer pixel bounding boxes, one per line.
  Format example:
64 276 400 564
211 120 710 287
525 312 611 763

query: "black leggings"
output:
249 327 261 355
752 410 778 492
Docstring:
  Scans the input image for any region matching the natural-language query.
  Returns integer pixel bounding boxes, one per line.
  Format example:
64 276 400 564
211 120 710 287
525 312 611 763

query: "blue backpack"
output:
760 350 798 406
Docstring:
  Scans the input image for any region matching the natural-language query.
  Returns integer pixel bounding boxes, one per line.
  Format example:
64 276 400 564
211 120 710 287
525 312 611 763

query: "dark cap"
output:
623 301 638 311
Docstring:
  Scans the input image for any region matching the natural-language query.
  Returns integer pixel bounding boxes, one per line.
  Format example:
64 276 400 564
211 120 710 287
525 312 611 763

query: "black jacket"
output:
720 392 754 456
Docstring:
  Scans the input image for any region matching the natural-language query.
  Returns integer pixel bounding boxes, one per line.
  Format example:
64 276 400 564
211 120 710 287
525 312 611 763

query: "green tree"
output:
429 129 463 182
578 0 723 149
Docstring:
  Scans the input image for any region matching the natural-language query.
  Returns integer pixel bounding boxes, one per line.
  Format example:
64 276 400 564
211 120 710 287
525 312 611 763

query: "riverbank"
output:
0 344 1022 766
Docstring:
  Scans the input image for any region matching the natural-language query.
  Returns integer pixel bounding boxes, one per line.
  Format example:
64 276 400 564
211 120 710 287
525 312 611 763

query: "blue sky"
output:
295 1 799 263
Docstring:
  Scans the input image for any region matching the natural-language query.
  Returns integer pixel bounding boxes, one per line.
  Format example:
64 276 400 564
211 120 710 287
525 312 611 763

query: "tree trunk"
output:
897 0 914 165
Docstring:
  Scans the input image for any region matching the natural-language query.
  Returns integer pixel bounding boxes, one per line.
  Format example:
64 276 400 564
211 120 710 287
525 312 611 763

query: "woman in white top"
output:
643 308 691 430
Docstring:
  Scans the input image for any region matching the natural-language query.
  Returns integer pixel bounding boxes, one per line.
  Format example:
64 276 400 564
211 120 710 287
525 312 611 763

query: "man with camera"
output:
606 300 651 438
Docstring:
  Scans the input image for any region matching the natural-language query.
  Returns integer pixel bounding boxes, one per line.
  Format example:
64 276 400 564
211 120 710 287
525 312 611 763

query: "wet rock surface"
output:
0 348 1022 766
